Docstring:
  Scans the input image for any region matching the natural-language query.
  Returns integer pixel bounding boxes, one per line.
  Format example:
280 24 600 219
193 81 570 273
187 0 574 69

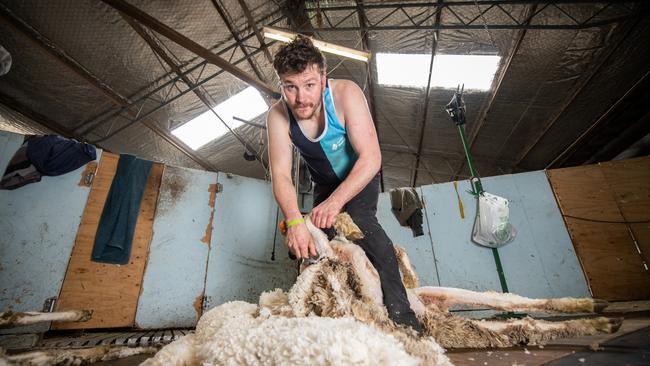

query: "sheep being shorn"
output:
303 213 621 349
143 213 621 365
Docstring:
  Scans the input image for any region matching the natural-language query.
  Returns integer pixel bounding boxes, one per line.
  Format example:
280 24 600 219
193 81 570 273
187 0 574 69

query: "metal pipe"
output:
411 1 442 187
355 0 384 191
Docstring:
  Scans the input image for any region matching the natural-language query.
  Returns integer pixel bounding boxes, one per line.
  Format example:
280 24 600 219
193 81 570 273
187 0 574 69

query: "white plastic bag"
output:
472 192 517 248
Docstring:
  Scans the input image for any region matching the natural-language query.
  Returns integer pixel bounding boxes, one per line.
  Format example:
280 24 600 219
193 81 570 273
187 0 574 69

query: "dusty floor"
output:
447 317 650 366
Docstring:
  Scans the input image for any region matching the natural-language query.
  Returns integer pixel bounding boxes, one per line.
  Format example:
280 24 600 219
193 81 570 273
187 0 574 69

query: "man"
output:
266 35 422 332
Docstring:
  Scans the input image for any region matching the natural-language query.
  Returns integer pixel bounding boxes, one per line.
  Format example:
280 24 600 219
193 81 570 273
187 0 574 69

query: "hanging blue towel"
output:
92 154 153 265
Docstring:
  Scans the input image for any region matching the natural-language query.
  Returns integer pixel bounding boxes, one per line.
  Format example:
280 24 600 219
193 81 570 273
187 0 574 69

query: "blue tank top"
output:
286 79 358 185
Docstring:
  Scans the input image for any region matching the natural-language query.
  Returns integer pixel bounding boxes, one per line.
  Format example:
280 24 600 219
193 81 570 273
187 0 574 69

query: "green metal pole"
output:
457 125 510 294
457 125 483 194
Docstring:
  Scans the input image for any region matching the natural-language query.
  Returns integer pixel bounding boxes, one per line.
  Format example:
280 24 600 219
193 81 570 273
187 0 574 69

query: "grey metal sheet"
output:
0 140 100 334
135 166 217 329
204 174 296 307
376 188 440 286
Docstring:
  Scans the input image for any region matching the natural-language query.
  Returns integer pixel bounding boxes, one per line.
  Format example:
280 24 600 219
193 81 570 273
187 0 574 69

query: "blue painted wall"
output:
135 166 218 329
376 188 440 286
388 171 589 298
0 131 23 175
203 174 297 308
0 131 100 334
0 129 590 330
482 171 589 298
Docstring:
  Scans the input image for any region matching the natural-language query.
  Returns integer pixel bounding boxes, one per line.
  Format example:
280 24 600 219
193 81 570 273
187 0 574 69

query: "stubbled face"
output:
279 64 327 121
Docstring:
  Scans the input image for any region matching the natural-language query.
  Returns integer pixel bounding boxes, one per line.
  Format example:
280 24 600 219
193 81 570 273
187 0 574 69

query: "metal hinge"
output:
84 171 95 186
202 295 213 312
42 297 57 313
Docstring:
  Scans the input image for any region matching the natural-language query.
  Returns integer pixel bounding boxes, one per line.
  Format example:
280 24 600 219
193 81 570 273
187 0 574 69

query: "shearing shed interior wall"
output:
3 129 632 330
135 165 218 329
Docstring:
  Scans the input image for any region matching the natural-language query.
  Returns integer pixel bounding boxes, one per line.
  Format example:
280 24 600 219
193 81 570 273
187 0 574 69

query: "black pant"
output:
314 175 422 331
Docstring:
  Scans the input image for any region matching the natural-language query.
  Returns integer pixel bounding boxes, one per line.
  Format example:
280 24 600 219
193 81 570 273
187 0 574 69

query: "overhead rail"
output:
295 1 643 31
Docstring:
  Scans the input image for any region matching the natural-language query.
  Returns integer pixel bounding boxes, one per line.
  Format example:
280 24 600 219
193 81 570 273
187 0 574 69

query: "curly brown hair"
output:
273 35 326 76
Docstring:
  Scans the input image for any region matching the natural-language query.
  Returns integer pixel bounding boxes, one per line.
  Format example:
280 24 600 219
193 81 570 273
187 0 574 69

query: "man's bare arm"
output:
310 80 381 228
267 103 301 220
267 103 317 259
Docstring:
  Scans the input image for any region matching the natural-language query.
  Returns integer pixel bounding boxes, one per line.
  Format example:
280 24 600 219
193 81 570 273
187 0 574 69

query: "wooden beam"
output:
588 111 650 164
0 3 125 107
74 7 284 135
550 69 650 168
0 92 74 137
100 0 280 99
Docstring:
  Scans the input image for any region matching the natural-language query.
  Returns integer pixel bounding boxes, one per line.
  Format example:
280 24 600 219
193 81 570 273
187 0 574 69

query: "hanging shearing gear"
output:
445 85 518 298
445 85 516 248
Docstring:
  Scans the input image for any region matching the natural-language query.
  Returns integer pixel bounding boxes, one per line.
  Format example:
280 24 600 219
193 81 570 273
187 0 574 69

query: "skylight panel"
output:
172 86 268 150
376 53 501 90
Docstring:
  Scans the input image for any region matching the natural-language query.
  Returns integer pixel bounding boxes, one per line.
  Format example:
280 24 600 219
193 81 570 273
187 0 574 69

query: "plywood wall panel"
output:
563 218 650 300
547 165 621 221
547 157 650 301
600 157 650 221
600 157 650 268
54 153 163 329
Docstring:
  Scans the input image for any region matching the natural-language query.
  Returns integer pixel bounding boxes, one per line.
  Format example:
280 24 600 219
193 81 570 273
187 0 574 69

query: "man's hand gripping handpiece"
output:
279 215 333 265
